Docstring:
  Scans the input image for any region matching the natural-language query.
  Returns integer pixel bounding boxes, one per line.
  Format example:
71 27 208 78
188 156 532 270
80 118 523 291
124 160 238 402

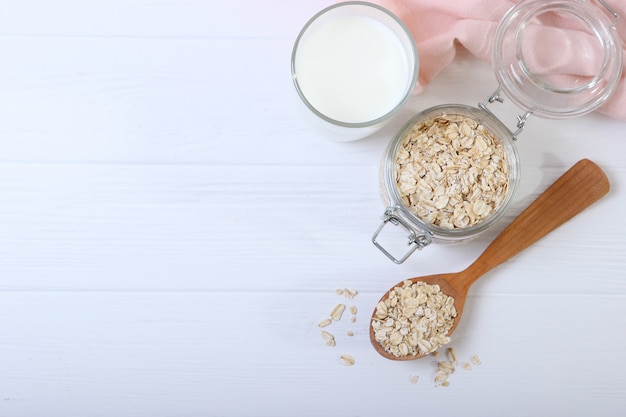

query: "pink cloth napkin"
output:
370 0 626 120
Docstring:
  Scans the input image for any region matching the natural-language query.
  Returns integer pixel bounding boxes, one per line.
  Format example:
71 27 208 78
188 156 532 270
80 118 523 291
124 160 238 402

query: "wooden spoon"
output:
370 159 610 360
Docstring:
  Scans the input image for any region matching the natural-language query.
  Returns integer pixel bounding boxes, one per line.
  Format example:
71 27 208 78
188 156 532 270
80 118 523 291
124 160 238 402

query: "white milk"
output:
294 13 413 124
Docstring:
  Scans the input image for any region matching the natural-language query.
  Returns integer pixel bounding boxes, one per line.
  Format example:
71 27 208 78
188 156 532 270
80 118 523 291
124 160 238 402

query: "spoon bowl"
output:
370 159 610 360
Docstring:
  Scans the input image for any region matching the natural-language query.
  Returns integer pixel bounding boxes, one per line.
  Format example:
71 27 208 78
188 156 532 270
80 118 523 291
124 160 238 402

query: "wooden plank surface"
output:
0 0 625 415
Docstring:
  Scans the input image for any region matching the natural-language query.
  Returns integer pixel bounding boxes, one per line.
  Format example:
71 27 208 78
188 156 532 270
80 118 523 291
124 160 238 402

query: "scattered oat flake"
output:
434 372 449 384
346 331 354 337
330 304 346 321
349 305 357 315
438 361 455 373
318 318 332 328
462 362 472 371
335 288 344 296
470 354 482 366
344 289 358 299
350 316 356 323
410 374 419 384
447 347 458 365
340 354 355 366
321 330 335 346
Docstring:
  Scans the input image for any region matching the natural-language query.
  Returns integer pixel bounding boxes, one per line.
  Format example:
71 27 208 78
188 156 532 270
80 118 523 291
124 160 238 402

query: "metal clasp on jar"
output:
372 207 432 264
479 87 532 141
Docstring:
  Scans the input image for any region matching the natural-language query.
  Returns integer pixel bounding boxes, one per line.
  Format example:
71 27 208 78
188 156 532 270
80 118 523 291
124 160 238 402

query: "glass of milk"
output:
291 2 419 141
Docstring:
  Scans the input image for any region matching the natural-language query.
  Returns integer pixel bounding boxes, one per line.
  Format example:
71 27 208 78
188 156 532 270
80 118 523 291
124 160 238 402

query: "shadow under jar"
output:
373 0 622 263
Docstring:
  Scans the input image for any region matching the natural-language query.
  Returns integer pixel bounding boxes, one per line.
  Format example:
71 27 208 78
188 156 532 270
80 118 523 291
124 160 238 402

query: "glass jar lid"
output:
493 0 623 118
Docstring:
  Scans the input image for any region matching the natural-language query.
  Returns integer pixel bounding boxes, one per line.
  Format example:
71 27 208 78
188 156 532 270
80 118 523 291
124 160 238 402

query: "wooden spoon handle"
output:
465 159 609 281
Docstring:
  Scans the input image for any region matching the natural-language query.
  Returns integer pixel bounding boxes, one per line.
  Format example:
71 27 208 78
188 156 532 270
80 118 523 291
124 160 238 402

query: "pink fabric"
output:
370 0 626 120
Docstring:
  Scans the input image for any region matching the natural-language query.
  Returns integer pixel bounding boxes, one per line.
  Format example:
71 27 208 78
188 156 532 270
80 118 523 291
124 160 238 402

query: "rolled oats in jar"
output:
372 105 520 264
395 112 510 230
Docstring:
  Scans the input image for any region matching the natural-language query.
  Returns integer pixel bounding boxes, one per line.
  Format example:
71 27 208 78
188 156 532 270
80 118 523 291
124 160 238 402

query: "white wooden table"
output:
1 1 625 416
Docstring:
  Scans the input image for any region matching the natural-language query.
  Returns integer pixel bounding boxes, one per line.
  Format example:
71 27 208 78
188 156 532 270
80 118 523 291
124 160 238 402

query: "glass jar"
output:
373 0 622 263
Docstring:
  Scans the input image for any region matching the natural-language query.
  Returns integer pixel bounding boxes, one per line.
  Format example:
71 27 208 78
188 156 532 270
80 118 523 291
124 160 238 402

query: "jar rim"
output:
493 0 623 118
